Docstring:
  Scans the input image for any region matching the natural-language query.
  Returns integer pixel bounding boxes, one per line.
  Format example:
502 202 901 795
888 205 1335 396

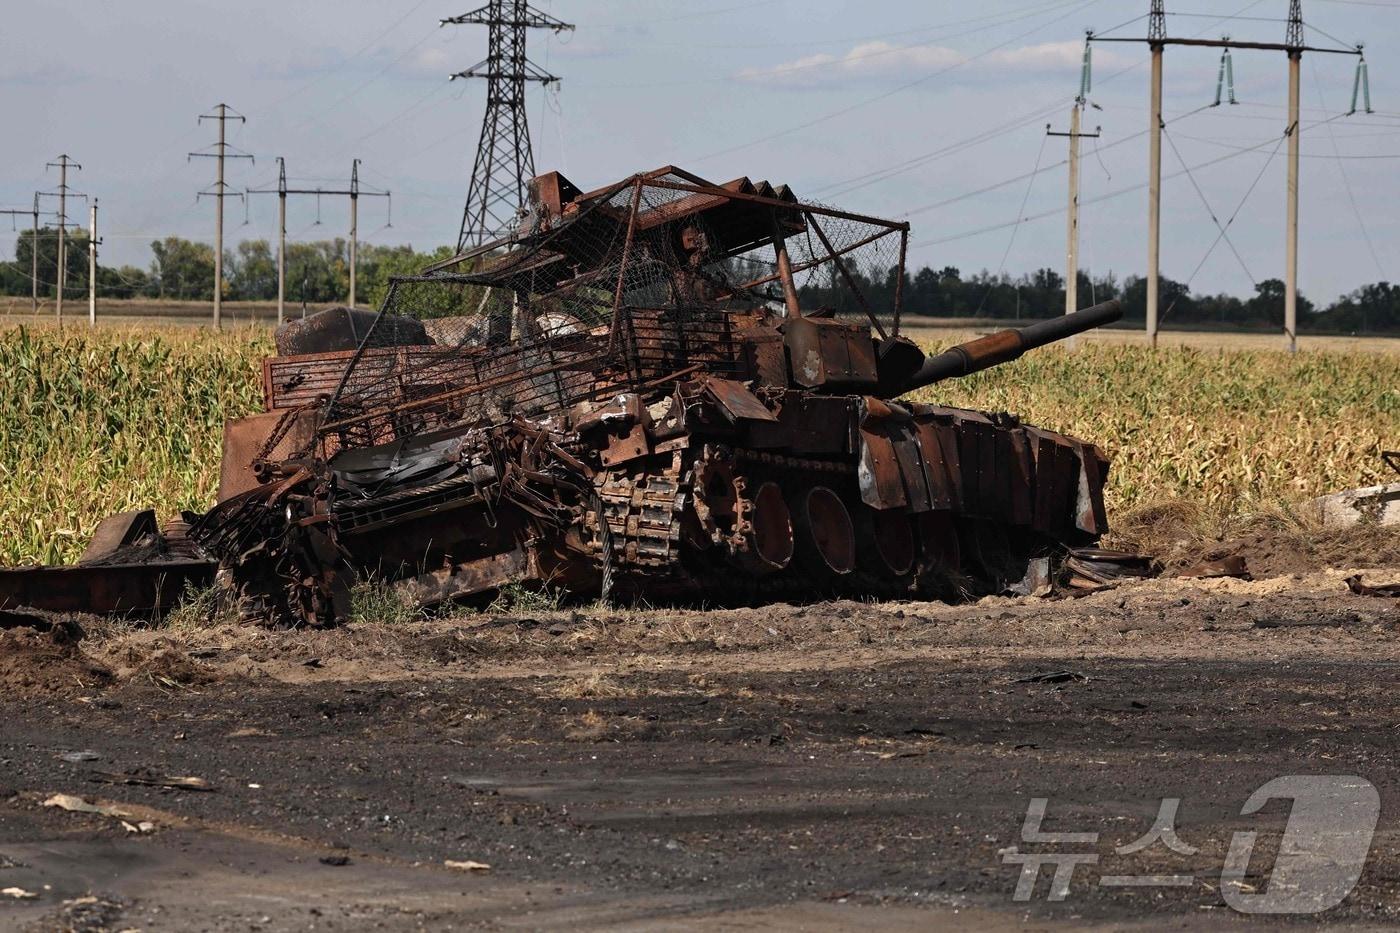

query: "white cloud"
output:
738 40 965 84
408 46 453 77
737 39 1126 87
986 40 1118 73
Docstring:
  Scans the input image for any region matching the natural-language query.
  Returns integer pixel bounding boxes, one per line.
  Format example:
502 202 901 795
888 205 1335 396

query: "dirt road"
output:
3 567 1400 930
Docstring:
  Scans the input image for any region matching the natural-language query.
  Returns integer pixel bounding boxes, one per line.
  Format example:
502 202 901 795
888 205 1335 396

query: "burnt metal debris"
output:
6 166 1124 626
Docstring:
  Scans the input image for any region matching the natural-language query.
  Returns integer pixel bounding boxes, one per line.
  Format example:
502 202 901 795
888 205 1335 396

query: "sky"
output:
2 0 1398 304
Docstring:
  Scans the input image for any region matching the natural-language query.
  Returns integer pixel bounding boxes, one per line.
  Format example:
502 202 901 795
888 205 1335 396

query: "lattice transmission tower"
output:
443 2 573 252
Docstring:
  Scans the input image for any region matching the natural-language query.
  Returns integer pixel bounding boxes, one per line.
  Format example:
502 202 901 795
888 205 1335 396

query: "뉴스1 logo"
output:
1001 775 1379 914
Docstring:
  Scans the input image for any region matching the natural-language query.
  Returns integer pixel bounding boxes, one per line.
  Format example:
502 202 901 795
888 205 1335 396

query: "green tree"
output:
228 240 277 301
149 237 215 300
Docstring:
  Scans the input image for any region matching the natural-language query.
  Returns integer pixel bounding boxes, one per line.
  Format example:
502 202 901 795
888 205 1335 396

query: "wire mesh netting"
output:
314 169 907 453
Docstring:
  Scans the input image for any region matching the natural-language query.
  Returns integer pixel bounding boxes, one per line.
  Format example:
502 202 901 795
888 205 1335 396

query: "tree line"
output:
801 263 1400 335
2 232 1398 334
0 231 454 309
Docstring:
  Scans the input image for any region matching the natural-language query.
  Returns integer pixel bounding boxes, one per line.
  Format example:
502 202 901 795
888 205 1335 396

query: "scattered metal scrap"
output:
1346 574 1400 598
4 166 1126 626
1311 449 1400 529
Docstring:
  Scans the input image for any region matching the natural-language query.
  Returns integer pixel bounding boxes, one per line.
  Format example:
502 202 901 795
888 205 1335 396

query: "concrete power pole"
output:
0 199 48 314
30 195 39 314
1284 0 1303 353
88 200 99 325
191 104 252 329
1146 1 1165 348
45 155 82 323
31 195 39 314
1048 105 1100 325
350 159 360 309
278 160 287 324
1093 0 1361 351
249 160 388 314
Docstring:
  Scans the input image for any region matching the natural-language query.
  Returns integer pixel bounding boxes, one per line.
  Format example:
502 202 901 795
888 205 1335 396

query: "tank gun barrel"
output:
901 299 1122 393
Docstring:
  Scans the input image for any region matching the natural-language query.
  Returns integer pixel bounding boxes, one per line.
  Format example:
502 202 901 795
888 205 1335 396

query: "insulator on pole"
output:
1079 33 1093 102
1213 42 1237 107
1350 50 1373 115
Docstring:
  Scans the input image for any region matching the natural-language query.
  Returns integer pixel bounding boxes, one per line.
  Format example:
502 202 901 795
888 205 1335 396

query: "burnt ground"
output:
3 566 1400 930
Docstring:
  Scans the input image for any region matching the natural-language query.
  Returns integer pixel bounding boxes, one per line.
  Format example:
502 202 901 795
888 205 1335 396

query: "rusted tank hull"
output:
0 561 213 617
194 373 1107 626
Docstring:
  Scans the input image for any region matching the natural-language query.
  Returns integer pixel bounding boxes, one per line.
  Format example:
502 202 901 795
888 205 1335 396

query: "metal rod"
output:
639 178 910 231
1093 36 1358 55
806 210 883 338
737 226 897 293
769 210 803 319
893 228 908 336
607 179 644 356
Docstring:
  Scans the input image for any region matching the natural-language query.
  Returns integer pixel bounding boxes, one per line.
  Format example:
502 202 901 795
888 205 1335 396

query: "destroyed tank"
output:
194 166 1123 626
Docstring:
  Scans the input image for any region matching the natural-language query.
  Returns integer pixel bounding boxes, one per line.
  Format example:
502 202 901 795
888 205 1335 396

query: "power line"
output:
690 0 1105 165
977 134 1051 315
1162 124 1257 286
910 112 1350 249
247 158 391 319
1310 56 1387 281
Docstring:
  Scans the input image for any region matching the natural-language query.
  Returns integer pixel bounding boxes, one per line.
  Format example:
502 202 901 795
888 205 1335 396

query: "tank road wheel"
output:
957 518 1021 594
915 512 964 599
791 485 857 580
730 479 795 576
917 512 961 572
849 506 917 598
866 509 915 578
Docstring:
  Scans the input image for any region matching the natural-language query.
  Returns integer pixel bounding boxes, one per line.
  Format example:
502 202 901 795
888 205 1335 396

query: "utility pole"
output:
444 1 574 252
1093 1 1363 351
248 159 388 315
190 104 252 329
1147 1 1164 348
88 200 100 325
30 195 39 314
1048 102 1100 323
1284 0 1303 353
45 156 83 323
248 158 289 323
278 159 287 323
350 159 359 309
0 199 47 314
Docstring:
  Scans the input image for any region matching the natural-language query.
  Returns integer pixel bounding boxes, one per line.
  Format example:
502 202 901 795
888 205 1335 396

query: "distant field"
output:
0 297 328 329
898 319 1400 354
5 297 1397 355
3 323 1398 566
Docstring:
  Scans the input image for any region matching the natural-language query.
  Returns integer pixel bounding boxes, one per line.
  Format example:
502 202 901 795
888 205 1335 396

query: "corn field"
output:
1 326 1397 566
0 327 269 565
